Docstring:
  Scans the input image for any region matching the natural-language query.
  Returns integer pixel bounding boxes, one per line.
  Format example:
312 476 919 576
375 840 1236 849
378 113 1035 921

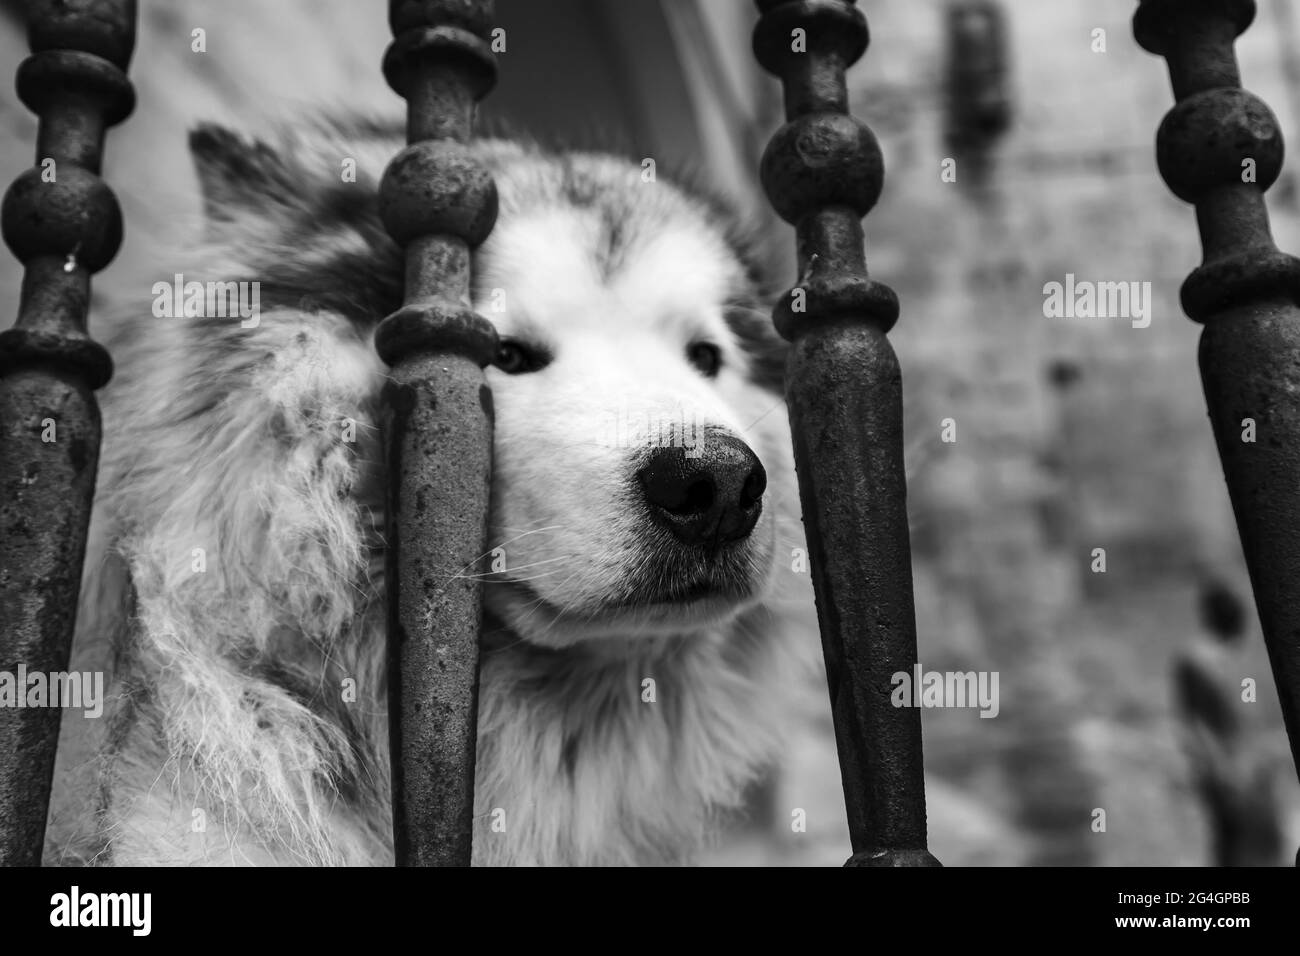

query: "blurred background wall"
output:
2 0 1298 865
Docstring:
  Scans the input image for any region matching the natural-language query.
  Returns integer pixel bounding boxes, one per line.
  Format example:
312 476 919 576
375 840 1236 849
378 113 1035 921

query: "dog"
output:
46 118 814 865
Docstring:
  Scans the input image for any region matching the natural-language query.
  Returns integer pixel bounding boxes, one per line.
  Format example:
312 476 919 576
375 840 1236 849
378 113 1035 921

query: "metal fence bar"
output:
1134 0 1300 808
0 0 135 867
752 0 939 867
377 0 500 867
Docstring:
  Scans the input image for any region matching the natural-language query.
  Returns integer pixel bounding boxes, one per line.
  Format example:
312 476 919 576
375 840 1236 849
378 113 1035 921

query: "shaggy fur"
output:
46 118 814 866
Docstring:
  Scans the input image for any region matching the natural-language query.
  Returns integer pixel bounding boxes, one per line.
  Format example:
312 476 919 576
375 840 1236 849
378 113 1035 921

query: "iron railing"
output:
1134 0 1300 856
753 0 939 867
4 0 1297 871
377 0 500 867
0 0 135 867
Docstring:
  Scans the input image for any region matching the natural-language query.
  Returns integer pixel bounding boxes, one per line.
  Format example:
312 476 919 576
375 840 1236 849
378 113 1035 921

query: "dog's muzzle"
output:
636 433 766 548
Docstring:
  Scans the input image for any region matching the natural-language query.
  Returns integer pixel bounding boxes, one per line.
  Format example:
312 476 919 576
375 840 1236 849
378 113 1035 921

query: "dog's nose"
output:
637 435 766 547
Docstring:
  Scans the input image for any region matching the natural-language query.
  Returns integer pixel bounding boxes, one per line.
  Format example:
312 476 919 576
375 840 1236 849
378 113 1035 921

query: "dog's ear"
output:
189 123 300 222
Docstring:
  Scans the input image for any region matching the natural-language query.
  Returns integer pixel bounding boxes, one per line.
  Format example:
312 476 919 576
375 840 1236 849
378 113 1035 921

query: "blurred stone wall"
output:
828 0 1300 865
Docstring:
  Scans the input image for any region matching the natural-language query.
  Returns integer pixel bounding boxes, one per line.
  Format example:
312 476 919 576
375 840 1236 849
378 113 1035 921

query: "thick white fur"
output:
46 128 814 866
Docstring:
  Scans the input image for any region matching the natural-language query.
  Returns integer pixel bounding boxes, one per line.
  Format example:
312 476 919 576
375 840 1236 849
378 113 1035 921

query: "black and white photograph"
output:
0 0 1297 930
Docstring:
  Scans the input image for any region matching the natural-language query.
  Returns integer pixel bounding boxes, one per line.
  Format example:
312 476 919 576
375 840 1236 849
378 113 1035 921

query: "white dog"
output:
46 119 814 866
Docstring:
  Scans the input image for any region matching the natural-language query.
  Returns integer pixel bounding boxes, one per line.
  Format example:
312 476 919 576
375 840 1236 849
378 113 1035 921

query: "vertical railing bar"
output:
752 0 940 866
1134 0 1300 829
0 0 136 867
377 0 500 866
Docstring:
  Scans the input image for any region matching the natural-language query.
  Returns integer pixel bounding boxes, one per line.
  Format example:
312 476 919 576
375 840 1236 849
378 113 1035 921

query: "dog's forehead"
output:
471 151 746 331
477 208 737 327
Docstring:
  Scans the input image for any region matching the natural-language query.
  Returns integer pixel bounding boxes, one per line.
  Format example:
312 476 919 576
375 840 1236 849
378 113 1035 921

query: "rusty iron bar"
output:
753 0 939 867
0 0 134 867
378 0 500 866
1134 0 1300 804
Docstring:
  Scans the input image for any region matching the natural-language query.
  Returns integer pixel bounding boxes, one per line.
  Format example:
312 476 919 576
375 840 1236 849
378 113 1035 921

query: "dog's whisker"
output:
441 525 569 582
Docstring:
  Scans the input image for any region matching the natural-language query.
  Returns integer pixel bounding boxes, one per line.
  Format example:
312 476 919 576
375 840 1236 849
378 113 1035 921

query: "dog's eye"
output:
494 339 550 374
686 342 722 378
